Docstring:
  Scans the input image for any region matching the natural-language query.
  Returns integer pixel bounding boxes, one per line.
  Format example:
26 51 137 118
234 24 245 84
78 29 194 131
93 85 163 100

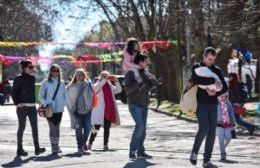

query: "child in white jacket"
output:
195 66 223 91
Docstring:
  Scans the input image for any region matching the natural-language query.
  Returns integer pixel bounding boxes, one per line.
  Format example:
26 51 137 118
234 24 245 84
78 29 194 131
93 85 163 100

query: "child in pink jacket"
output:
123 38 142 82
123 38 153 82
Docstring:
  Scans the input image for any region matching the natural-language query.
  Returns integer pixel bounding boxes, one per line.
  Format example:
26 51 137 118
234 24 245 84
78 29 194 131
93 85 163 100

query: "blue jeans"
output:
75 112 92 149
192 103 217 163
128 104 148 155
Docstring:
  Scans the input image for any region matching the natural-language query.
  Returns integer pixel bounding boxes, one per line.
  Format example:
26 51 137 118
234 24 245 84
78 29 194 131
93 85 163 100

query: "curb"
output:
149 106 197 123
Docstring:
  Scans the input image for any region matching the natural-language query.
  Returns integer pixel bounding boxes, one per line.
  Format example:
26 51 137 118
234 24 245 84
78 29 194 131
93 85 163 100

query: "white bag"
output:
38 104 53 118
179 82 198 113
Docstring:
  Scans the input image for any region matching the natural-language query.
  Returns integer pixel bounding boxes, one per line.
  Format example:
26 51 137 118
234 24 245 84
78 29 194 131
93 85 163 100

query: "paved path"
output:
0 102 260 168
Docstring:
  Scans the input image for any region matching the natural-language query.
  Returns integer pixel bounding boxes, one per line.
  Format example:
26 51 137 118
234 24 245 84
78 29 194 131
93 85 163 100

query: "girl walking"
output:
217 92 235 161
38 64 66 155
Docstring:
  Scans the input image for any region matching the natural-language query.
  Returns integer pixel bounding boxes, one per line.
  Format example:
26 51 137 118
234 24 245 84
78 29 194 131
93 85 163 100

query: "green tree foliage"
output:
61 0 260 100
0 0 53 80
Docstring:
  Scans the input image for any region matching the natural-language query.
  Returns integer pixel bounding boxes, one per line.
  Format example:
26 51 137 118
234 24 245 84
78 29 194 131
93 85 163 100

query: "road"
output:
0 102 260 168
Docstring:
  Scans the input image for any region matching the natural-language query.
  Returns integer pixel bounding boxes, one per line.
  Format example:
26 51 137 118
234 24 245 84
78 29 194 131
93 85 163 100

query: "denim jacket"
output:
217 100 236 126
38 78 67 113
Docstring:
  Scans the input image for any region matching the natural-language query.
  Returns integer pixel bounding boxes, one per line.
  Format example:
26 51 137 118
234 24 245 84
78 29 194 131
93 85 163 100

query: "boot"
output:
35 147 46 155
17 149 28 156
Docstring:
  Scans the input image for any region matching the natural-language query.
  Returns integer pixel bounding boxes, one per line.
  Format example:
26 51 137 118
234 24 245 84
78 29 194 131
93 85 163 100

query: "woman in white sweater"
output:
88 71 122 151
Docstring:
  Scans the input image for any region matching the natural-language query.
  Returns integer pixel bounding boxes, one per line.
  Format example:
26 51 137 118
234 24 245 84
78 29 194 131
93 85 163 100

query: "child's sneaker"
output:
220 152 226 161
129 151 136 160
88 144 92 150
83 144 88 151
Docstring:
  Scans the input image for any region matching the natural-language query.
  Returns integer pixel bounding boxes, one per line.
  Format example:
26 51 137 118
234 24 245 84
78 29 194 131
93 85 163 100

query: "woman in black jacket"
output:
12 60 45 156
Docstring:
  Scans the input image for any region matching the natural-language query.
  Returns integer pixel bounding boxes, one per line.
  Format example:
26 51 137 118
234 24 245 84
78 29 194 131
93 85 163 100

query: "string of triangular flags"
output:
0 40 177 50
0 53 122 67
0 40 178 67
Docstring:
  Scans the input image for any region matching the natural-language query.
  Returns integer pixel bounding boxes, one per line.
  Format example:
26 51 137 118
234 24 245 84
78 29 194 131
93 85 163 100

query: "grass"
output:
248 92 260 102
245 109 258 117
251 92 259 99
150 98 259 122
150 98 197 121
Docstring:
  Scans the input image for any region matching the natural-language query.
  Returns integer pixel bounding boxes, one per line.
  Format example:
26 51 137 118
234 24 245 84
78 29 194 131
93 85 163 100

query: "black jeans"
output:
191 103 217 163
89 119 111 145
16 106 39 150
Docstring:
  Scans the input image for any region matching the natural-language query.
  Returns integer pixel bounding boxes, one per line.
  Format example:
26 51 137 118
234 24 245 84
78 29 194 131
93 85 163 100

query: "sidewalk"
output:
1 102 260 168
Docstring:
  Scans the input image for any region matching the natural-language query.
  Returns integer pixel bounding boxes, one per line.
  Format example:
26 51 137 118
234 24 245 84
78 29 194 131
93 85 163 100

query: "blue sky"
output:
38 0 104 55
38 0 104 70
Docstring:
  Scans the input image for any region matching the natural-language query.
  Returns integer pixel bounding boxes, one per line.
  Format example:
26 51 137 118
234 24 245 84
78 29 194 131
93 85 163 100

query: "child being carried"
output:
195 66 223 91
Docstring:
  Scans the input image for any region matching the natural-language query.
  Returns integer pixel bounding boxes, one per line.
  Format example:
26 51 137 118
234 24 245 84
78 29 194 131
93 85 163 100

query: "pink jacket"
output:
123 49 140 71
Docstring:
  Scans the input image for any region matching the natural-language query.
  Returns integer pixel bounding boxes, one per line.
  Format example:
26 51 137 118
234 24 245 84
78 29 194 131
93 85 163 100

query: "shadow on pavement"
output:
1 154 63 167
63 152 90 158
1 156 35 167
149 131 195 141
91 149 118 152
33 154 62 162
123 159 157 168
219 159 239 164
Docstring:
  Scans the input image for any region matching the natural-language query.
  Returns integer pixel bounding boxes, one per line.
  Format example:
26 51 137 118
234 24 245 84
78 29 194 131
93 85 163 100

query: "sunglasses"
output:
28 66 34 69
52 69 59 72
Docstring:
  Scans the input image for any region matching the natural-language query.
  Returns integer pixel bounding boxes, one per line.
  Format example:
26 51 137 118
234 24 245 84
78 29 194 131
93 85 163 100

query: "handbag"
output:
92 89 98 108
179 81 198 113
38 104 53 118
38 81 60 118
89 83 98 108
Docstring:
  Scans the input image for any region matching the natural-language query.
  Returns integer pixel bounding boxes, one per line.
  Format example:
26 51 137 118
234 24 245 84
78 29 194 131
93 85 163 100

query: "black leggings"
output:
16 106 39 150
89 119 111 145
